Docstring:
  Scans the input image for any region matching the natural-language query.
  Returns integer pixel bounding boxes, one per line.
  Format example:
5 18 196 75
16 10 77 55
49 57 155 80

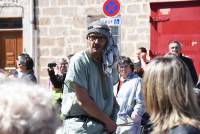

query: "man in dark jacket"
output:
197 76 200 89
47 58 68 106
168 41 198 85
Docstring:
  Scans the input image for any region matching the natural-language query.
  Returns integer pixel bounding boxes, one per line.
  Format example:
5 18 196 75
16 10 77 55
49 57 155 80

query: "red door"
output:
150 1 200 75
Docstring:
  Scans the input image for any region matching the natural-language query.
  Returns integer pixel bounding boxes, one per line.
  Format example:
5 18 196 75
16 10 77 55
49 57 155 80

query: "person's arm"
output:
131 80 145 122
139 52 148 69
190 61 198 85
182 57 198 85
74 83 117 133
110 97 119 121
48 68 62 89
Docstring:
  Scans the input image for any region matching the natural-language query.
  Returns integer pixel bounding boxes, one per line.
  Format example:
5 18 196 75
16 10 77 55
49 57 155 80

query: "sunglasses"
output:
119 64 129 68
88 35 106 42
170 46 180 49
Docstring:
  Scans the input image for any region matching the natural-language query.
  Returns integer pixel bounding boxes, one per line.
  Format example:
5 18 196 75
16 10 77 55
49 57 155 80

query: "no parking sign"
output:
103 0 120 17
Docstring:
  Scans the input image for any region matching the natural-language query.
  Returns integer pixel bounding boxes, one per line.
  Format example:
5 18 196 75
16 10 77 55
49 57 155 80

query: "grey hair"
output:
0 80 61 134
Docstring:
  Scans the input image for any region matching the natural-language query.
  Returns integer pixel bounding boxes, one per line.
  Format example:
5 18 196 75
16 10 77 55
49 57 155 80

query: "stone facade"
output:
120 1 150 57
36 0 150 86
0 0 150 86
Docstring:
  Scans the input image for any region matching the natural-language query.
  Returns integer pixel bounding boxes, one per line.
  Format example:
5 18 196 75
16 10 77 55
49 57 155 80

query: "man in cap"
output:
61 21 119 133
168 41 198 85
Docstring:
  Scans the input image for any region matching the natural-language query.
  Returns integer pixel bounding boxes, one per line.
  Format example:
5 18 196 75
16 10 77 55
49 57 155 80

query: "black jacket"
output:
180 55 198 85
197 81 200 89
48 69 66 90
14 70 37 83
168 125 200 134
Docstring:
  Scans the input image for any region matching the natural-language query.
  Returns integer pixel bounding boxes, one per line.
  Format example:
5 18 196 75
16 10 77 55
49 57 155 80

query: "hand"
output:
131 113 142 123
139 52 146 60
104 119 117 133
47 67 54 71
47 67 55 76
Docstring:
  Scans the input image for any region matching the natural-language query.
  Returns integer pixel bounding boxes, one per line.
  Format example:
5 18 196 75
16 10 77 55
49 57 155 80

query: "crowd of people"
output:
0 20 200 134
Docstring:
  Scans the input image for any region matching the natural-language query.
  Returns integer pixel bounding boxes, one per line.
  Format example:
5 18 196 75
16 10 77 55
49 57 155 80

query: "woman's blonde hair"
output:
143 56 200 133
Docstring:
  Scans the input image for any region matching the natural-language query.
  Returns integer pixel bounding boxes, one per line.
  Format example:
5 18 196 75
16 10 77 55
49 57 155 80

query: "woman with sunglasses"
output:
12 53 37 83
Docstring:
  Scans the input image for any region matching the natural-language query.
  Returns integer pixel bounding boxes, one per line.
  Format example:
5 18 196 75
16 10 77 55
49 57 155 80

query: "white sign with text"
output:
100 17 121 26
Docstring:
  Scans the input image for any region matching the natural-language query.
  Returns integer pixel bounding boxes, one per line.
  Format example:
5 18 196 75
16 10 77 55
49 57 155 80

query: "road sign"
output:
103 0 120 17
100 17 121 26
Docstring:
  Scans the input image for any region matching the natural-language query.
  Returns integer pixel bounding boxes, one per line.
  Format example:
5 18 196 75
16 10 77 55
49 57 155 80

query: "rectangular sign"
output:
100 17 121 26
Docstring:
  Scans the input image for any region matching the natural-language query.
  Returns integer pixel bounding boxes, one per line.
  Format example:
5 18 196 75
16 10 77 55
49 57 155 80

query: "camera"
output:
48 63 57 68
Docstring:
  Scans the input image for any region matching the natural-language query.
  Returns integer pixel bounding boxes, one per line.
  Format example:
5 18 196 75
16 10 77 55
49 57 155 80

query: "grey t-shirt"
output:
62 51 114 117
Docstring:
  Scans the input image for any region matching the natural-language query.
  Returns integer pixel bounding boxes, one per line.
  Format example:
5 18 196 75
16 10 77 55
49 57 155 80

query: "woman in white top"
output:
114 56 145 134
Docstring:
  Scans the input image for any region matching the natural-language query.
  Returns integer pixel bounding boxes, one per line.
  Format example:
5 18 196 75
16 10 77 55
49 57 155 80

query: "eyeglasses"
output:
16 58 22 66
170 46 180 49
88 35 106 42
17 62 23 66
119 64 129 68
60 63 68 67
17 63 23 67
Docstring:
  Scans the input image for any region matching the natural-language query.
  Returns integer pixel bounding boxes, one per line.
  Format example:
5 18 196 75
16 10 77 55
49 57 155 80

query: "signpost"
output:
103 0 120 17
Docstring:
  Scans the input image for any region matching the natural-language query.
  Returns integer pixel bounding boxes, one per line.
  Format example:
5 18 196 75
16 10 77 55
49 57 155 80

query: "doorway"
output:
0 31 23 70
150 1 200 75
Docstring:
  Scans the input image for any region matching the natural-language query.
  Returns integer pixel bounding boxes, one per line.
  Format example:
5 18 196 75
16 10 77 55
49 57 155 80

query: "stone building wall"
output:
120 0 150 57
36 0 150 86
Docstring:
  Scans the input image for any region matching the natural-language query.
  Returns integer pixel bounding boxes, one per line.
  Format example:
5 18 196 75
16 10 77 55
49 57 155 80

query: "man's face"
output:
87 33 107 55
136 49 147 60
59 63 68 74
16 56 27 72
169 42 181 56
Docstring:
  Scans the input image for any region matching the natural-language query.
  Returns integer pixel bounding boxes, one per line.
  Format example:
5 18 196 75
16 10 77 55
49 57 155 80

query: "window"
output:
0 18 22 29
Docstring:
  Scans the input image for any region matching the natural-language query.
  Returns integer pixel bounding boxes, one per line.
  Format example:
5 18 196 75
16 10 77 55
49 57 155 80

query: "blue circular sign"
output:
103 0 120 17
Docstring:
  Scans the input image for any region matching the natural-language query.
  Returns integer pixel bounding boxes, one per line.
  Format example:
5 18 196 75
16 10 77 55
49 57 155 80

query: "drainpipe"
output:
33 0 37 30
31 0 39 82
